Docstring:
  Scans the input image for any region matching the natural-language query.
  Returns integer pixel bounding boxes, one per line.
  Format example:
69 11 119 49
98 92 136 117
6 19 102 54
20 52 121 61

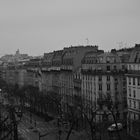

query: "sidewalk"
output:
23 111 57 128
20 111 89 140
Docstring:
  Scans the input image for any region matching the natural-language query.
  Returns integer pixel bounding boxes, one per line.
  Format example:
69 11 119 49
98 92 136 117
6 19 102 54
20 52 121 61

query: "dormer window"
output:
100 57 103 63
106 57 110 63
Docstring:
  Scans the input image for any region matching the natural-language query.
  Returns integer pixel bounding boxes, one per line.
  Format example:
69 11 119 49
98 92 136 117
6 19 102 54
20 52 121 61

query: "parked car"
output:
108 123 123 132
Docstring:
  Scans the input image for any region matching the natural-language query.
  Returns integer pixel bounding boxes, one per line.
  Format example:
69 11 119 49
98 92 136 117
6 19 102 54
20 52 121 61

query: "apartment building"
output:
126 44 140 139
81 51 128 120
41 52 55 92
59 45 100 114
24 58 42 88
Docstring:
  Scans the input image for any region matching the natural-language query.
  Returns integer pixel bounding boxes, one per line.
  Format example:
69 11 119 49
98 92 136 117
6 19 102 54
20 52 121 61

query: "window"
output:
107 66 110 71
107 76 110 81
133 65 135 70
123 82 126 87
107 84 110 91
129 88 131 97
99 84 102 91
115 78 118 81
133 90 136 98
133 77 135 85
114 65 117 70
138 78 140 86
134 101 136 108
129 100 131 108
115 84 117 90
122 65 125 69
106 57 110 63
134 113 136 120
99 76 102 81
129 65 131 70
129 77 131 85
139 102 140 110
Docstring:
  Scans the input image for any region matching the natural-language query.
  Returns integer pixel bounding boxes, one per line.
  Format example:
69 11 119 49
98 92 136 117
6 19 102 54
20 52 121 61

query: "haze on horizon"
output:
0 0 140 56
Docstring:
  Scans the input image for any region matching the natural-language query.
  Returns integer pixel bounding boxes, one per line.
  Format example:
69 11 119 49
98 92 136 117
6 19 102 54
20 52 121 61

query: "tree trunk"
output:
90 124 94 140
111 111 121 140
14 123 18 140
65 120 75 140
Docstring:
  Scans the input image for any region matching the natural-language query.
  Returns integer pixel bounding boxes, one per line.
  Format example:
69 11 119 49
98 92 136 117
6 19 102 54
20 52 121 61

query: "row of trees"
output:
63 94 123 140
0 79 20 140
0 79 122 140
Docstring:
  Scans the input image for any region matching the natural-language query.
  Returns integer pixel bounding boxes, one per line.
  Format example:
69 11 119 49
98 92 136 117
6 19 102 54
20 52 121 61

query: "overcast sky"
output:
0 0 140 56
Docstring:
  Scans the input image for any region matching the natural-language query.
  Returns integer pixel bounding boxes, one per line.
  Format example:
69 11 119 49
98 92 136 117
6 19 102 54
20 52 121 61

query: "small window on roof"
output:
107 57 110 63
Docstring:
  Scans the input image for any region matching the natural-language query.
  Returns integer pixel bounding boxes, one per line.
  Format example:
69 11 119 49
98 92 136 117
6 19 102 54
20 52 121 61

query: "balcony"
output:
81 69 127 75
60 65 73 72
127 70 140 75
48 67 61 72
26 68 36 72
41 67 49 72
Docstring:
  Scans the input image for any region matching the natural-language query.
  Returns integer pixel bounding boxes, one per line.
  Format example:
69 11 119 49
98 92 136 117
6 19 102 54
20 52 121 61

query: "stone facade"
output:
81 51 128 120
126 44 140 140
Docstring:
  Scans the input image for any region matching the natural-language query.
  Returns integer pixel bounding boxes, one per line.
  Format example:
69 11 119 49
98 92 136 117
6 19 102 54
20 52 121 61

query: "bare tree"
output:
65 103 79 140
75 96 97 140
98 94 122 140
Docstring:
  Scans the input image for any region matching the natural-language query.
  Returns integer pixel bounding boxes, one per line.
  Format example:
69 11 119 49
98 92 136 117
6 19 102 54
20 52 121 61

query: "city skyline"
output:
0 0 140 56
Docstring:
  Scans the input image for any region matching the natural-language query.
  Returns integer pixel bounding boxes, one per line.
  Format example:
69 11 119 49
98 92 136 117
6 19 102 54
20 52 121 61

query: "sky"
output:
0 0 140 56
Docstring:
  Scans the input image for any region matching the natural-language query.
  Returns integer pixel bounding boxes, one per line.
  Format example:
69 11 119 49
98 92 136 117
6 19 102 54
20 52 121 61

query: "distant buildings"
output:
58 45 100 114
1 44 140 139
0 49 32 63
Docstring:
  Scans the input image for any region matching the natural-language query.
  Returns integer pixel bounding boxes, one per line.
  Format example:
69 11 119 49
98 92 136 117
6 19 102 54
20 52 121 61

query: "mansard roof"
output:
129 44 140 63
98 52 121 63
43 52 54 62
63 45 98 59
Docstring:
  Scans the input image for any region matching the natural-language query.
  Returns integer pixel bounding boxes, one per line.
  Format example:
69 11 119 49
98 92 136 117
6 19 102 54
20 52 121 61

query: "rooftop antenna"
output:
86 38 89 45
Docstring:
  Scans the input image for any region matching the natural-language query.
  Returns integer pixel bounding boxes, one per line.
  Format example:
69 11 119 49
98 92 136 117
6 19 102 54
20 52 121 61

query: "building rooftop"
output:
129 44 140 63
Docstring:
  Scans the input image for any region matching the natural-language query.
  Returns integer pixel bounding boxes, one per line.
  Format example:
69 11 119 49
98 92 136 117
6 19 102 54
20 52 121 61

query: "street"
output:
1 93 137 140
18 111 58 140
17 111 87 140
